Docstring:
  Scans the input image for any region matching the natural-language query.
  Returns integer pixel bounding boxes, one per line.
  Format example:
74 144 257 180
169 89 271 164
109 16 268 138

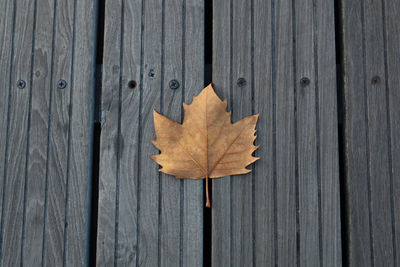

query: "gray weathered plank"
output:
96 0 123 263
0 0 36 265
0 1 15 263
213 0 341 266
97 0 203 265
295 0 320 264
23 0 54 264
160 1 183 265
274 1 297 266
136 0 162 265
385 0 400 263
316 0 342 265
342 0 399 265
64 0 96 265
0 0 96 265
253 0 274 265
211 0 231 265
42 0 75 265
182 1 204 265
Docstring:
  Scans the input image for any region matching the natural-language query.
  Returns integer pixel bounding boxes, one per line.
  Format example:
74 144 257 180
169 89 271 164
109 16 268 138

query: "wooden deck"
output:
0 0 398 266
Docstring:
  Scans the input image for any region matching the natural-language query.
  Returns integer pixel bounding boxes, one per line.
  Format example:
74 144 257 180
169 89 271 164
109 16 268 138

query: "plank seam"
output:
229 0 233 266
180 0 186 266
85 0 101 264
250 0 255 265
333 0 348 264
292 0 300 265
136 0 145 264
158 0 165 265
271 0 277 265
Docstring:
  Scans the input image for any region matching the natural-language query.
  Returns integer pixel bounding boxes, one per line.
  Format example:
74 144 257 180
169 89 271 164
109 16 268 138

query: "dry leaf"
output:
151 84 259 207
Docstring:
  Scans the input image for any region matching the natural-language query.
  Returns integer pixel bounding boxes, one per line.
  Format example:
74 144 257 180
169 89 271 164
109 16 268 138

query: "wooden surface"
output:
96 0 204 265
342 0 400 265
1 0 400 265
212 0 341 266
0 0 96 265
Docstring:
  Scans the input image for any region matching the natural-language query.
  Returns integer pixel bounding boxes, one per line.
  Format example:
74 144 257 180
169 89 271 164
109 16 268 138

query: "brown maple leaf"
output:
151 84 259 207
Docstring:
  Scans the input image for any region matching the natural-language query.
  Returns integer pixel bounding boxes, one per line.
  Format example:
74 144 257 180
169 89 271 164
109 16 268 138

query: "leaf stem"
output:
206 174 210 208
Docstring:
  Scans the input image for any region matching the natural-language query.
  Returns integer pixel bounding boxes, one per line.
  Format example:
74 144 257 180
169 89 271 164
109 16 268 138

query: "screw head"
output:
237 78 246 87
17 80 26 89
57 79 67 89
371 76 380 85
148 69 155 79
300 77 310 86
169 80 180 90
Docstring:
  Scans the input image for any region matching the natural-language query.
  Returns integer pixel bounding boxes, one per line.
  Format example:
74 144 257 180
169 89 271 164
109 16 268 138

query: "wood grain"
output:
211 0 233 265
253 0 274 265
385 0 400 263
342 0 399 265
0 0 95 265
182 1 204 265
296 0 319 265
213 0 341 265
97 0 204 265
43 0 74 265
64 0 96 265
274 1 297 265
0 1 15 264
316 0 342 265
23 0 53 264
0 0 36 265
96 0 123 264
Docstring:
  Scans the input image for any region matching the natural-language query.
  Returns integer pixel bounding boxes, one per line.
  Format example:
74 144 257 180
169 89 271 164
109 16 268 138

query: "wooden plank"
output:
385 0 400 263
160 0 183 265
211 0 231 265
253 0 274 265
342 0 398 265
0 0 96 265
42 0 74 265
296 0 318 265
213 0 341 265
341 0 371 264
96 0 123 263
274 1 297 266
115 0 141 265
22 0 54 264
97 0 204 265
0 0 36 265
182 1 204 266
0 2 15 263
64 0 96 265
213 0 256 265
316 0 342 265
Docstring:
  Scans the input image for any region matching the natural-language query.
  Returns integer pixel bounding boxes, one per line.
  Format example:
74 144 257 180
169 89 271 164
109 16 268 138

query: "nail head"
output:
237 78 246 87
17 80 26 89
371 76 380 85
57 79 67 89
300 77 310 86
148 69 155 79
169 80 180 90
